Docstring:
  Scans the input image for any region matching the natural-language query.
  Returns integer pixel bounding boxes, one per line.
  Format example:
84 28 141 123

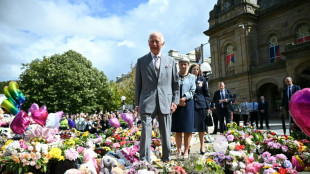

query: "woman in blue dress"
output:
171 57 196 159
189 63 210 155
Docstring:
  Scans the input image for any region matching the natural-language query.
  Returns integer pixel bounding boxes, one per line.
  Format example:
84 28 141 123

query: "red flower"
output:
235 145 245 151
279 167 287 174
120 141 126 146
271 132 276 136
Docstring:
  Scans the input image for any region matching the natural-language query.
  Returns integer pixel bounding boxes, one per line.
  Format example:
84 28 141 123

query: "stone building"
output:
204 0 310 117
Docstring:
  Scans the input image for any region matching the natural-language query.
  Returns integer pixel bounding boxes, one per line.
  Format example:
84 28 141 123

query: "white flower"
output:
245 138 252 145
35 143 42 152
239 162 246 169
231 161 239 170
30 161 36 166
28 146 33 151
137 169 154 174
229 142 236 150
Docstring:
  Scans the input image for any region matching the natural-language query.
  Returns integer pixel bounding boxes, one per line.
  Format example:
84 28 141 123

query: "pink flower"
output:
19 140 28 149
262 151 271 159
112 143 120 149
227 135 234 141
275 154 287 161
77 147 85 153
65 148 79 161
245 162 262 173
84 153 91 162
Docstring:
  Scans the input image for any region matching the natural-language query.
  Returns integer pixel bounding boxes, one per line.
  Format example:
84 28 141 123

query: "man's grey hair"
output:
285 77 292 81
218 82 225 86
148 31 165 44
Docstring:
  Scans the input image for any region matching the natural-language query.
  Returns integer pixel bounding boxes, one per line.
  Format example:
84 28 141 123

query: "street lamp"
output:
121 96 126 111
201 62 212 87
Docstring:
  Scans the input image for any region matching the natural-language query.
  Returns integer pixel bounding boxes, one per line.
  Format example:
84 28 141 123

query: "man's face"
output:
243 98 247 102
285 79 292 86
179 62 189 72
261 96 264 101
218 83 225 90
148 33 164 55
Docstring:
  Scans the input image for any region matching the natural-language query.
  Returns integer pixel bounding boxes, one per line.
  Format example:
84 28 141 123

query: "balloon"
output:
10 110 30 134
31 106 48 126
291 155 305 172
121 113 134 128
289 88 310 137
45 111 63 128
28 103 39 114
109 117 120 128
4 86 19 109
1 98 20 115
8 81 25 105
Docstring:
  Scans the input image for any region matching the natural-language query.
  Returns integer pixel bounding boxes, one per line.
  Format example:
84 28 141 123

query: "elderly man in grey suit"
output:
135 31 179 163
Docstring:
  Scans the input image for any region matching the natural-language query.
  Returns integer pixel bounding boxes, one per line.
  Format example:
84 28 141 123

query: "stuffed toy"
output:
0 108 7 127
99 156 117 174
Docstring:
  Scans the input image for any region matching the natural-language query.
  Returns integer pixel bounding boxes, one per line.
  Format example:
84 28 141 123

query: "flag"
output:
195 45 203 65
297 35 310 43
269 45 280 63
226 53 234 66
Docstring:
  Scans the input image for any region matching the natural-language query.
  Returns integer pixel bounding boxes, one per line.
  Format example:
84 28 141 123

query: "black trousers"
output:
250 111 259 127
259 113 269 128
212 112 218 133
217 107 231 133
242 114 249 126
233 113 240 126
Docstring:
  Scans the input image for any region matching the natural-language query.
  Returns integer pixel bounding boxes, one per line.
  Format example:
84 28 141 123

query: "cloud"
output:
0 0 217 82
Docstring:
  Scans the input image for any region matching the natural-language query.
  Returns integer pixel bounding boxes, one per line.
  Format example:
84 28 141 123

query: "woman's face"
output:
179 62 189 73
191 65 200 76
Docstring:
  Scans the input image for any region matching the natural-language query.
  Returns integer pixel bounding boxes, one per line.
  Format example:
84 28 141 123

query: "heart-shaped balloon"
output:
121 113 135 128
109 117 120 128
31 106 48 126
289 88 310 137
28 103 39 115
10 110 30 134
45 111 64 128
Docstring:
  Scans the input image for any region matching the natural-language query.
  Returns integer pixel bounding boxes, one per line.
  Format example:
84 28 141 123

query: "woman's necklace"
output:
179 73 189 85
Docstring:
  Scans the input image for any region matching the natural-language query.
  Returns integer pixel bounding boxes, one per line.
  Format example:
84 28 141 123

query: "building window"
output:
297 24 310 43
269 35 280 63
226 45 234 67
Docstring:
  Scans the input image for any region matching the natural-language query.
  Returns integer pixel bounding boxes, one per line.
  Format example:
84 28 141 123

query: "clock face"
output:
213 135 228 153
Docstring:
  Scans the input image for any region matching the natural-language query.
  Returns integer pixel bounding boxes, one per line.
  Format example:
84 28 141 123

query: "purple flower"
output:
283 160 292 168
281 145 288 152
263 168 277 174
262 151 271 159
275 154 287 161
267 156 277 164
227 135 234 141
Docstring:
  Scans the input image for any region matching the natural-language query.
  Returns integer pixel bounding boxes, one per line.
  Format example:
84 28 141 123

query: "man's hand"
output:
223 99 228 103
179 97 186 107
171 103 177 114
135 106 139 114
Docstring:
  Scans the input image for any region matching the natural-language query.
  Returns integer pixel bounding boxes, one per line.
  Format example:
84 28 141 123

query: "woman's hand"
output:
179 97 186 107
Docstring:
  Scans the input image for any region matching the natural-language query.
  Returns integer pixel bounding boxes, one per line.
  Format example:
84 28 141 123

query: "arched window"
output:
269 35 280 63
296 24 310 43
226 45 234 67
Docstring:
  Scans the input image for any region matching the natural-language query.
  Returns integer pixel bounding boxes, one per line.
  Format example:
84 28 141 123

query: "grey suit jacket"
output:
135 52 180 114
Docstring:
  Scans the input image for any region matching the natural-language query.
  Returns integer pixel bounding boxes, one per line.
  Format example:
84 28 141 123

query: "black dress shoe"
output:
200 149 205 155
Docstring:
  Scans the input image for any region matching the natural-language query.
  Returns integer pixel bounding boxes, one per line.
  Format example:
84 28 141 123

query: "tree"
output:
0 81 10 94
19 50 120 113
118 64 136 106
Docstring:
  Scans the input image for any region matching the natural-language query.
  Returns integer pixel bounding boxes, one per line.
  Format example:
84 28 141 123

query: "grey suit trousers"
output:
140 98 172 163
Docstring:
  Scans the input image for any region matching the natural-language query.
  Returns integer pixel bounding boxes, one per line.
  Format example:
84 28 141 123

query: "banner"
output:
195 45 203 65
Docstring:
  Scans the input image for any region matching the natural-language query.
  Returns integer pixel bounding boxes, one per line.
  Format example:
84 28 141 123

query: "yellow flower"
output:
43 157 49 164
264 165 271 169
1 139 13 151
65 138 75 147
206 158 214 164
59 155 65 161
12 154 20 163
136 131 141 137
231 130 235 134
82 131 89 137
152 131 155 137
48 147 62 160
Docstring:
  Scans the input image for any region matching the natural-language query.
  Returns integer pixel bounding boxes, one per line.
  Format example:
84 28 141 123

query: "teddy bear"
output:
0 108 7 127
99 156 117 174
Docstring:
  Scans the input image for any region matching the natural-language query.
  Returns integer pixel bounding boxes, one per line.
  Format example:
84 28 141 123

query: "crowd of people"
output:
134 31 302 164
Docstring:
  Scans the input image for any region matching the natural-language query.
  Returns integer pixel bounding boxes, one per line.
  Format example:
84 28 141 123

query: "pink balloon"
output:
10 110 30 134
121 113 134 128
28 103 39 114
289 88 310 137
31 106 48 126
109 117 120 128
291 156 305 172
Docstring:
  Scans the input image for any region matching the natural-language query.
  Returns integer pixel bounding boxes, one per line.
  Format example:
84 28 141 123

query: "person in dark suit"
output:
189 63 210 155
258 96 269 129
212 82 233 134
280 77 301 134
135 31 179 163
210 102 218 134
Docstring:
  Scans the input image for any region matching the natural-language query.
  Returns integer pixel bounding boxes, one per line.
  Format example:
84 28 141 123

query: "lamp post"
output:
200 62 212 87
121 96 126 111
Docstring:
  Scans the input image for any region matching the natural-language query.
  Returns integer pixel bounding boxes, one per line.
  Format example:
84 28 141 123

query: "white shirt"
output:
151 52 161 69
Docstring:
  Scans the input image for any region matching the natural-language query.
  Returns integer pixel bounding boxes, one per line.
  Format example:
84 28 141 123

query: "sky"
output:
0 0 218 82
